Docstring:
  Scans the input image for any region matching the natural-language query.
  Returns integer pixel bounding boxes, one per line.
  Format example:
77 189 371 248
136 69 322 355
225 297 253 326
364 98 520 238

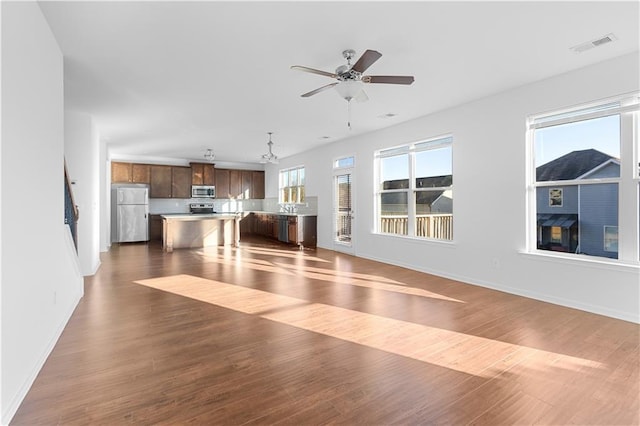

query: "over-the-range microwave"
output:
192 185 215 198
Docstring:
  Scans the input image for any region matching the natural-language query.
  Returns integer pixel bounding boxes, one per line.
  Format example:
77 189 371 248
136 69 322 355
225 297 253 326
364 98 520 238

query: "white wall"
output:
100 139 110 252
1 3 84 423
65 111 101 275
267 52 640 323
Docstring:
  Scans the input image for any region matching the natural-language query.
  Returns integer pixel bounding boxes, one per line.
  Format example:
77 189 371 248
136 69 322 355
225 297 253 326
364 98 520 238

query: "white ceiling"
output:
38 1 639 165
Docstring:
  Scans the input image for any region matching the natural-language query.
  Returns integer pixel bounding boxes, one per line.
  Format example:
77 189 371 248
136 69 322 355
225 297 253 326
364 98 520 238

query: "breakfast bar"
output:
161 213 240 252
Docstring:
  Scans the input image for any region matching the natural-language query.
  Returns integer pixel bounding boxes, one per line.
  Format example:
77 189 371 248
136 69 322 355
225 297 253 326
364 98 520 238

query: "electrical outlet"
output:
492 258 500 269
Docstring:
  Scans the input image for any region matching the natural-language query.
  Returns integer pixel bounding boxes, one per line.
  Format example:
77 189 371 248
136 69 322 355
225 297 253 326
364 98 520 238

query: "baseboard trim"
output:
356 252 640 324
2 291 82 425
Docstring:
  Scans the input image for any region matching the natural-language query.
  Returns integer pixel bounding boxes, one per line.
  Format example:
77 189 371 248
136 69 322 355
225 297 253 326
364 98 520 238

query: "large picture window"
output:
376 136 453 240
528 94 638 262
279 166 305 204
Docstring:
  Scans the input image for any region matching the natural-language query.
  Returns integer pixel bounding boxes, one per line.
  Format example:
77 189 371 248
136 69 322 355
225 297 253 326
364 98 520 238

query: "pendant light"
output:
260 132 279 164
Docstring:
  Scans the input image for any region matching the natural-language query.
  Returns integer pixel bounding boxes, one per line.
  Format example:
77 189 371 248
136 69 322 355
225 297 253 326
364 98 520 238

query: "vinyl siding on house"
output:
536 185 579 214
579 183 618 258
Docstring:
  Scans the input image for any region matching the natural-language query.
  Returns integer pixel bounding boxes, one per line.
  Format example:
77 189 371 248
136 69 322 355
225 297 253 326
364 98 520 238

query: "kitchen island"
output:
161 213 240 252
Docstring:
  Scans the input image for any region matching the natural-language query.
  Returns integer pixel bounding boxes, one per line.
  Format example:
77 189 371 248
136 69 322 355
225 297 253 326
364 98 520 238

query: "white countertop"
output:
161 213 239 220
159 211 317 219
250 211 317 217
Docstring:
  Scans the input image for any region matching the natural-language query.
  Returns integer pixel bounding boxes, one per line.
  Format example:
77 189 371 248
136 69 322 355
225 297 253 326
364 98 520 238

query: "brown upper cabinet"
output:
111 162 150 183
241 170 252 200
214 168 230 199
171 167 192 199
149 165 172 198
132 164 150 183
111 162 132 183
191 162 215 186
214 168 264 199
113 161 264 200
229 170 242 199
252 171 265 199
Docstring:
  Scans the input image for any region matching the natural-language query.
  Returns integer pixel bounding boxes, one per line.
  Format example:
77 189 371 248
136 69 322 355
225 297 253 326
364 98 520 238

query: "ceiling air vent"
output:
570 33 617 54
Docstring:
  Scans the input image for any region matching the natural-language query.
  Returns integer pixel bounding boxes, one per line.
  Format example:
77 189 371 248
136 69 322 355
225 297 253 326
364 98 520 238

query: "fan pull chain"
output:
347 100 352 130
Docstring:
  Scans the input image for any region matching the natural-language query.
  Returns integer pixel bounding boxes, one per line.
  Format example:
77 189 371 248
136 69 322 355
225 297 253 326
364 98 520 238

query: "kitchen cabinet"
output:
215 168 230 198
151 165 192 199
111 162 151 183
149 214 163 241
132 164 150 183
215 169 263 200
150 165 172 198
111 162 132 183
229 170 242 199
252 171 265 199
248 213 316 247
239 212 255 235
253 213 278 239
292 216 317 248
191 162 215 186
172 167 192 198
241 171 252 199
288 216 298 244
114 160 264 200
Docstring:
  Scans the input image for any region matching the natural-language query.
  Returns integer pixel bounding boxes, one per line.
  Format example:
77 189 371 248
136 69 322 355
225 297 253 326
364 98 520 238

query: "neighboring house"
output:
536 149 619 258
382 175 453 215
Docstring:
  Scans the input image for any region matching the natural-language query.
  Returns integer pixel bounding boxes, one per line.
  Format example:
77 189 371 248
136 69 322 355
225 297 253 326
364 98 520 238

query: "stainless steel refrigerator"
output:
112 186 149 243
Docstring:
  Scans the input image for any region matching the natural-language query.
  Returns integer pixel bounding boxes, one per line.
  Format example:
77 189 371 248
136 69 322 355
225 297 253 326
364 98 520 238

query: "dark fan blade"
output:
291 65 337 79
363 75 415 85
351 50 382 73
301 82 339 98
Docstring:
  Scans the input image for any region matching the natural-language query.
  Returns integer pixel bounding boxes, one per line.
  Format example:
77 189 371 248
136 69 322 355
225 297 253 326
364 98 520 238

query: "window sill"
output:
373 231 457 248
518 250 640 272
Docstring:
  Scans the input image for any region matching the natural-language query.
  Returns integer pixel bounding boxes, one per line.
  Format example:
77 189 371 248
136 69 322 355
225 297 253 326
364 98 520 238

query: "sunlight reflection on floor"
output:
195 245 464 303
135 274 603 378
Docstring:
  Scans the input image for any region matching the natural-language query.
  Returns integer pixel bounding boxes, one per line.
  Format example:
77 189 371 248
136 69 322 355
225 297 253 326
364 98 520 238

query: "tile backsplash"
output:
149 196 317 215
149 198 264 214
263 196 318 214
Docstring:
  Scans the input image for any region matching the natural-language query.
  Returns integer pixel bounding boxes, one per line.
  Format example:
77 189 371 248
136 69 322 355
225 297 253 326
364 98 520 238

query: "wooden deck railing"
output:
336 212 352 242
380 214 452 240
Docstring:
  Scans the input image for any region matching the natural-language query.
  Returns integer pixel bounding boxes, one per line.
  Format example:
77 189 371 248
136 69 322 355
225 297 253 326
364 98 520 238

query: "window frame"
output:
526 93 639 264
278 165 305 204
375 135 453 241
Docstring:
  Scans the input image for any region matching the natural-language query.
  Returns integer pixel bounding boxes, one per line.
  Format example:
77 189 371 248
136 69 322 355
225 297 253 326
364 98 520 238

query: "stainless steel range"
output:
189 203 215 214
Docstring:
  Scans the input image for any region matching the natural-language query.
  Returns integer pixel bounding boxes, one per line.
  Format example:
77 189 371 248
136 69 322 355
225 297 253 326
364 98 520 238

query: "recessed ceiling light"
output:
570 33 617 54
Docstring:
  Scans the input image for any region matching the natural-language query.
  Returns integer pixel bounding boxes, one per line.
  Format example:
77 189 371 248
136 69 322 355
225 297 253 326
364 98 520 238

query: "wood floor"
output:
12 237 640 425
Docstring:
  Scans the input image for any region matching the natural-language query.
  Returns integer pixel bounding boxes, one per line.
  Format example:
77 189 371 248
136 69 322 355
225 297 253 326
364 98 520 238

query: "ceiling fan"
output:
291 49 414 129
291 49 415 102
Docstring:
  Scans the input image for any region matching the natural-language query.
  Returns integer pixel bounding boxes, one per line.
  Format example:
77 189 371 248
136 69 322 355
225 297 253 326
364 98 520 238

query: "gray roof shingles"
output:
536 149 614 181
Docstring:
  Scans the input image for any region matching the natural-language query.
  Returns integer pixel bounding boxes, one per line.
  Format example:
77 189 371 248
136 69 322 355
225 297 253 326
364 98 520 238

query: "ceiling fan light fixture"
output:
335 80 365 101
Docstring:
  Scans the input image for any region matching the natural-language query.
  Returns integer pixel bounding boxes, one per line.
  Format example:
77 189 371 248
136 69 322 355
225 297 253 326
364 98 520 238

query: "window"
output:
279 166 305 204
334 156 354 169
333 156 354 244
604 226 618 252
549 188 563 207
376 136 453 240
528 94 639 261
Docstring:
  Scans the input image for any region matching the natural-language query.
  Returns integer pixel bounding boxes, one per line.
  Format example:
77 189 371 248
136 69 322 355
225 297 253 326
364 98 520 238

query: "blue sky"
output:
381 115 620 182
534 115 620 167
381 146 452 182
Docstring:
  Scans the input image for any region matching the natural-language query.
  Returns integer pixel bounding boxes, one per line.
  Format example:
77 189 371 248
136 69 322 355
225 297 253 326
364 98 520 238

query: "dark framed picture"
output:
549 188 563 207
